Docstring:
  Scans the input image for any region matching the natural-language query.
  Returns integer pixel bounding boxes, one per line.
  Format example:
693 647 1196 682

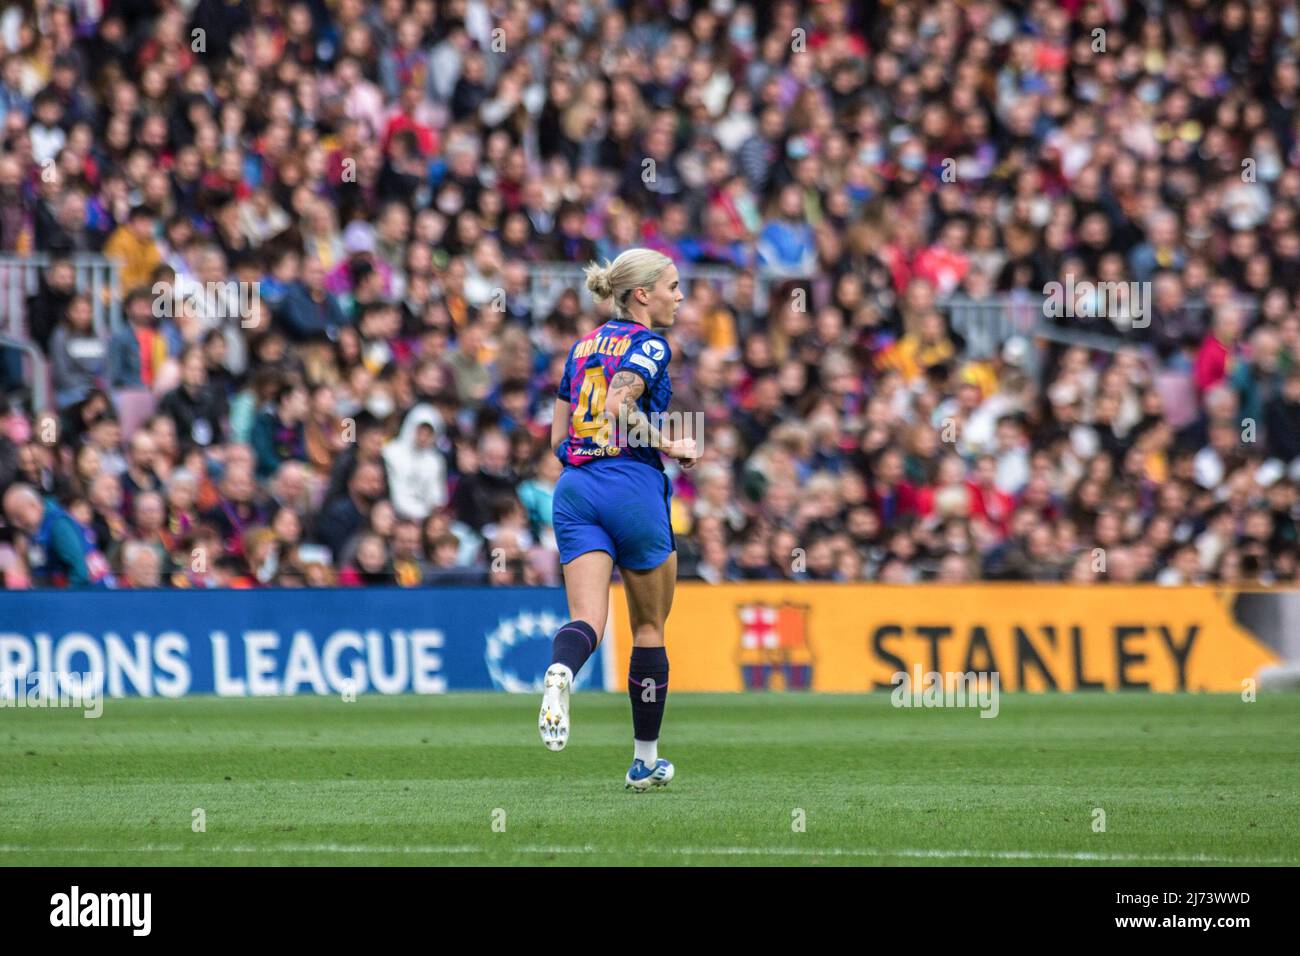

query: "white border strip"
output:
0 844 1292 864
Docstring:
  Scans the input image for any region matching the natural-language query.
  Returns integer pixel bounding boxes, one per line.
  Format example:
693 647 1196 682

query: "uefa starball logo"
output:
640 338 666 363
485 611 596 693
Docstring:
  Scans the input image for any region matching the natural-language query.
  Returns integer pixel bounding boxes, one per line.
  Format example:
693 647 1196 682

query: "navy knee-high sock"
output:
550 620 598 678
628 645 669 742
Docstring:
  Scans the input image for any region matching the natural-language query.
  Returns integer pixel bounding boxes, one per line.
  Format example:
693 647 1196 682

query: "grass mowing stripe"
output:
2 693 1298 866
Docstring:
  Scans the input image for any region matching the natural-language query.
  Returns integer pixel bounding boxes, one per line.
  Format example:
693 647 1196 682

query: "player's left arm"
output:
604 370 695 462
604 369 655 438
659 400 700 469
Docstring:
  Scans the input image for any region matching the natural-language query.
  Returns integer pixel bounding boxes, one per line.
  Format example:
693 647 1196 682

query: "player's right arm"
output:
553 344 576 455
551 398 571 453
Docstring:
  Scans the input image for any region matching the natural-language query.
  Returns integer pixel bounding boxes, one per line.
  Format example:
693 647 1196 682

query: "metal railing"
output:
942 295 1047 358
0 254 122 340
948 297 1262 357
526 262 1140 356
526 262 1267 362
527 261 755 319
0 254 1252 412
0 333 49 410
0 255 120 412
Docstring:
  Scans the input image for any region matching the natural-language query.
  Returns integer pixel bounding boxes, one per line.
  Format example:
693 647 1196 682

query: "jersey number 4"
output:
572 366 613 447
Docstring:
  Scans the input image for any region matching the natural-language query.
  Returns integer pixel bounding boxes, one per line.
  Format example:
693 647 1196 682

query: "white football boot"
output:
538 664 572 751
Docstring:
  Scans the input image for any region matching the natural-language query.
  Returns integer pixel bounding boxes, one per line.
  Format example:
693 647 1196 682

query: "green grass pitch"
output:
2 692 1298 866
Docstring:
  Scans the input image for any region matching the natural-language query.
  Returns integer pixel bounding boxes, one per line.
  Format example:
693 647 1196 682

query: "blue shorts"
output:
552 458 675 570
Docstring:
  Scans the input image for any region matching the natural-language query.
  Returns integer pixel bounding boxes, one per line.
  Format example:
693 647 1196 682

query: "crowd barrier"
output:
0 587 610 698
0 585 1287 698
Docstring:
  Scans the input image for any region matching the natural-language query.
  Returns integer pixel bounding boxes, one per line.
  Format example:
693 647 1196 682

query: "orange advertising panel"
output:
608 584 1280 693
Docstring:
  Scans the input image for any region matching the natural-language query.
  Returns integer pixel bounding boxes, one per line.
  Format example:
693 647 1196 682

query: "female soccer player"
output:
539 248 697 790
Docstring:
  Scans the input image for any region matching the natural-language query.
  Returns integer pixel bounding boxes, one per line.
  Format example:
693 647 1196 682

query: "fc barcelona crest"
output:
737 602 814 690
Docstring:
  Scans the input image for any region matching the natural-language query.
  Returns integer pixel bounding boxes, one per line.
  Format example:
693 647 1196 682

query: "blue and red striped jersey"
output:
554 318 673 470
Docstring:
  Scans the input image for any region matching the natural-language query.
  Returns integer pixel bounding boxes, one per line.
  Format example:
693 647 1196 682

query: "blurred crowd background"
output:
0 0 1299 589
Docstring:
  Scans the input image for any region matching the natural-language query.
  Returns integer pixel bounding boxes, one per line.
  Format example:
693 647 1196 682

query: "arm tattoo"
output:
606 371 664 447
608 371 644 395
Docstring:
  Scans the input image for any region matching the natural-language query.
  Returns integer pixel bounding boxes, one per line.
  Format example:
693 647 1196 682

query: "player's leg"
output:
552 549 612 679
541 467 615 751
620 552 678 789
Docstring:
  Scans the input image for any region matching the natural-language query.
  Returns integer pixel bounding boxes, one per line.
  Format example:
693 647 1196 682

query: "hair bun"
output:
584 262 615 302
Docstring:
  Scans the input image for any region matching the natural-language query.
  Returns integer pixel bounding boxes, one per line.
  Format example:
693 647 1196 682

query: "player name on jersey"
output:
572 334 632 359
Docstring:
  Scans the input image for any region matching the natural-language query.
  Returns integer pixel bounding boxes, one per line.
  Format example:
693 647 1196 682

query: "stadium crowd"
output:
0 0 1299 589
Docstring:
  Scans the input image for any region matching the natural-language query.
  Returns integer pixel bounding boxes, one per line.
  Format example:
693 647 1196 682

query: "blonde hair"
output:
584 248 673 315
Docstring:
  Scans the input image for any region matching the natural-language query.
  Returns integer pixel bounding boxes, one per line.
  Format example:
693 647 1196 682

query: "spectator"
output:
450 431 518 532
1265 370 1300 467
158 347 227 452
315 459 386 559
2 483 107 588
757 184 816 276
119 539 162 589
102 205 163 291
109 287 175 389
120 429 161 510
201 461 266 559
25 256 77 354
383 404 447 521
251 382 309 480
49 295 106 407
277 258 347 342
1194 305 1243 395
